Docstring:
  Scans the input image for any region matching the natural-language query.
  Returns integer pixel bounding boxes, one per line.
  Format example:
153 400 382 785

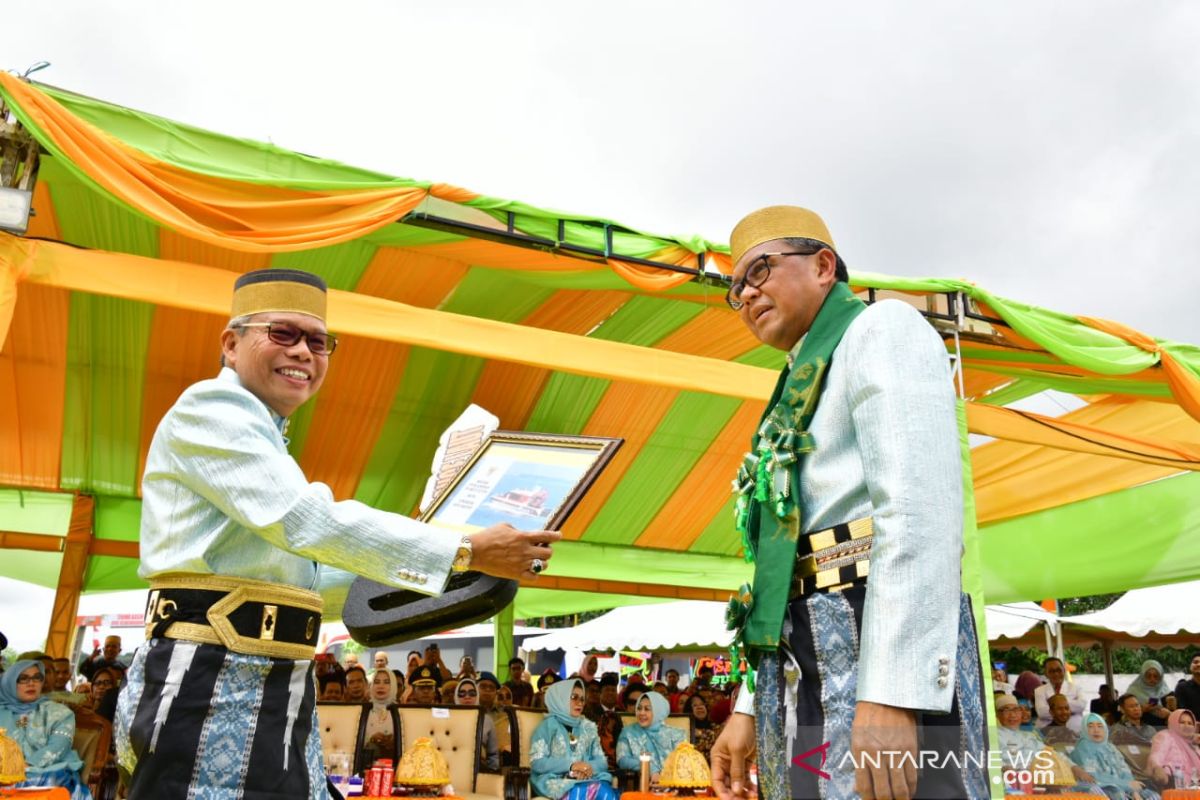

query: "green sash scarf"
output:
726 281 867 672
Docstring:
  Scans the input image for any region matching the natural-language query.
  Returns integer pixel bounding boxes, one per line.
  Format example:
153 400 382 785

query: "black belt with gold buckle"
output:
145 575 322 660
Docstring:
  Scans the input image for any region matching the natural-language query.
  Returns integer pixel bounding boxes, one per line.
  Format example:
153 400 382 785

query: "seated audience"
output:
708 685 732 725
535 669 559 710
1126 660 1172 728
1034 657 1086 732
391 670 407 703
505 657 534 707
456 655 478 681
651 681 670 700
996 694 1046 769
86 667 121 721
440 678 460 704
0 660 91 800
687 693 721 763
529 679 615 800
343 665 369 703
1175 653 1200 719
995 695 1098 794
1013 670 1042 704
497 685 514 707
343 652 360 670
993 666 1014 695
478 671 513 766
1149 709 1200 787
587 673 623 771
663 669 684 712
362 669 399 764
408 667 440 704
616 693 684 779
620 683 645 713
373 651 390 671
1092 684 1121 723
318 673 345 701
1111 693 1169 788
577 655 599 685
46 658 88 706
78 636 126 684
454 677 499 770
1071 713 1158 800
1040 694 1080 747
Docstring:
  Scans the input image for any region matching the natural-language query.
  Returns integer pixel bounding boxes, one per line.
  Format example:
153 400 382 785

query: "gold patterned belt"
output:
790 517 873 599
145 573 323 660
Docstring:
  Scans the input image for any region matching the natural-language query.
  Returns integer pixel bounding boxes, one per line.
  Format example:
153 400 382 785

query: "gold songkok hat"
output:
729 205 836 268
231 268 327 322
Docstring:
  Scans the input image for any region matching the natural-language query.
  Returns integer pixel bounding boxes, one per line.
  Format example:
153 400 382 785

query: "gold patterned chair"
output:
397 704 504 800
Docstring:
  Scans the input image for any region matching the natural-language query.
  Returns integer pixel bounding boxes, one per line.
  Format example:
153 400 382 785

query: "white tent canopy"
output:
521 600 1052 653
986 602 1059 641
1060 580 1200 638
521 600 733 652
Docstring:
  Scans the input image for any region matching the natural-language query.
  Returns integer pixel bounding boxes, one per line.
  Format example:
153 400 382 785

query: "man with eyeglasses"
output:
711 208 987 800
116 268 560 800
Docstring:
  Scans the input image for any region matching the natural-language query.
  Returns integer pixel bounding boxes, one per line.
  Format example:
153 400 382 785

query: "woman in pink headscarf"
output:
1149 709 1200 786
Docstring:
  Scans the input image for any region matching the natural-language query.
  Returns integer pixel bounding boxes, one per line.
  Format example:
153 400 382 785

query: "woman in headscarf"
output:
1013 671 1042 703
0 660 92 800
1126 661 1172 728
455 677 500 771
615 692 684 780
529 679 615 800
1150 709 1200 787
686 693 722 763
534 668 559 710
1071 713 1158 800
361 668 399 769
578 655 599 686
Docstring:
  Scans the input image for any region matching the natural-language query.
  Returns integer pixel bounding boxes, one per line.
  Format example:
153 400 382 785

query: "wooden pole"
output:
44 494 94 658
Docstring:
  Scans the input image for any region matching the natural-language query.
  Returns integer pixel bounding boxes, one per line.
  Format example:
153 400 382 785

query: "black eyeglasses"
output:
457 690 478 698
570 693 586 703
236 321 338 355
17 673 45 685
725 249 822 310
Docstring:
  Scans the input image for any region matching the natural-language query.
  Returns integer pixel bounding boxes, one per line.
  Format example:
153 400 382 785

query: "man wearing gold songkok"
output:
710 208 988 799
115 268 559 799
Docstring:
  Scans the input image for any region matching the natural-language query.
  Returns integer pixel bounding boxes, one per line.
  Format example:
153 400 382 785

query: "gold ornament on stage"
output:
394 737 451 790
658 741 711 790
0 727 27 785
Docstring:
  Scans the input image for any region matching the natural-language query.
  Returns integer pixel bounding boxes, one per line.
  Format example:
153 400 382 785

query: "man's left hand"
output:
851 701 918 800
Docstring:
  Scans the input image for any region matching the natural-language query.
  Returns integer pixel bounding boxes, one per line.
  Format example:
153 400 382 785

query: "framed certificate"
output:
421 431 623 533
343 431 622 646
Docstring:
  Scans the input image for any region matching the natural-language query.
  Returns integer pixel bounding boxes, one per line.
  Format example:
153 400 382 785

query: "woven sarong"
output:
115 637 328 800
755 590 989 800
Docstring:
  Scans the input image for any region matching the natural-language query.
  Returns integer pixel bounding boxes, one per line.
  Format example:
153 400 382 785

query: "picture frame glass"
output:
421 433 621 533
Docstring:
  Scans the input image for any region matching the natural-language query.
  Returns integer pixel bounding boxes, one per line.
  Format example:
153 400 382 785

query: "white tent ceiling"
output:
1060 580 1200 638
521 599 1057 653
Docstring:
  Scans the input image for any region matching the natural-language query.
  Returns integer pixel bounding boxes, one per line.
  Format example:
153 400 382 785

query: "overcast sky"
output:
7 1 1198 343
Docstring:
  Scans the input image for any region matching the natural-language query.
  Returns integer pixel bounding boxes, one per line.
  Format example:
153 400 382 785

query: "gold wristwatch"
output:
451 536 473 572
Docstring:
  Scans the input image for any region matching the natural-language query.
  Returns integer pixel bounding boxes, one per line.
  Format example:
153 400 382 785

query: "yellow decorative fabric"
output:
394 737 450 786
658 741 710 788
0 727 26 784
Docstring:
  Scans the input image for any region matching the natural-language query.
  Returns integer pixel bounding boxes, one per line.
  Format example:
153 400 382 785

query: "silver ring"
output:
530 558 546 574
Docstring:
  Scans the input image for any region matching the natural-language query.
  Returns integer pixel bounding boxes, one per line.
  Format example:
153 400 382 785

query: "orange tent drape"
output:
1079 315 1200 424
0 73 475 253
